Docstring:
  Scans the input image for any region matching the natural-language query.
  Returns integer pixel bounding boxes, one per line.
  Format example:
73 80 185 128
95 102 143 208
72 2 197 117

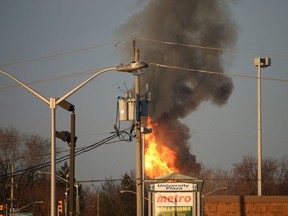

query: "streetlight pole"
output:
120 190 148 201
254 57 271 196
13 201 44 214
0 61 148 216
201 186 227 216
204 187 228 196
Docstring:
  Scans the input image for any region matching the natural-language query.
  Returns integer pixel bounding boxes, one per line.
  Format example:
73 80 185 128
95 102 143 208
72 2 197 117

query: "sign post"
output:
145 173 204 216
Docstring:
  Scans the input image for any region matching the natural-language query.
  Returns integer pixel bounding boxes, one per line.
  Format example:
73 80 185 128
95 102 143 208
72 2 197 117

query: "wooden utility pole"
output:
133 38 144 216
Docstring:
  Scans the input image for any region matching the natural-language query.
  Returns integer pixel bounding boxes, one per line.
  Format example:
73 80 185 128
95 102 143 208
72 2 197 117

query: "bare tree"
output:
276 156 288 195
80 187 95 216
0 127 22 206
231 155 288 195
17 134 50 207
199 165 232 195
0 127 51 215
262 157 278 195
231 155 257 195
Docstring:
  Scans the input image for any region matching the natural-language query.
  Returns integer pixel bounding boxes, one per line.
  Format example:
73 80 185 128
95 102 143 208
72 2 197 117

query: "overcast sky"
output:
0 0 287 183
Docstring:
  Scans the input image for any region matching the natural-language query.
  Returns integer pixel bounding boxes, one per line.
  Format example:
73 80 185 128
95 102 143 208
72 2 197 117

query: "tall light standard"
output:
0 60 148 216
254 57 271 196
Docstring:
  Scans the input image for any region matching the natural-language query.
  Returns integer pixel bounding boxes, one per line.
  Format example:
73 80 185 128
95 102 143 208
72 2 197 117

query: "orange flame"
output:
144 118 179 178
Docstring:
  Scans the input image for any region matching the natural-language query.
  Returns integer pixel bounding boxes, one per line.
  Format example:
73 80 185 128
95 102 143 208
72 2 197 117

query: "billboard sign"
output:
154 192 193 216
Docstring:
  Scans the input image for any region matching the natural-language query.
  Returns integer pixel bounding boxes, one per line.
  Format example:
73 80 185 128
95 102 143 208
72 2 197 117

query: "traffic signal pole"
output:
69 112 76 215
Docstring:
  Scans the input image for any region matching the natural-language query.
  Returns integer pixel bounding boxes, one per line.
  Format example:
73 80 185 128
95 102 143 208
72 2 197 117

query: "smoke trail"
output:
116 0 239 176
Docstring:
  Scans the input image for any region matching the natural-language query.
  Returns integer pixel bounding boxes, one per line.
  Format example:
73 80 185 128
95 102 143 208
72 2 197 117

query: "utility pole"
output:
134 38 144 216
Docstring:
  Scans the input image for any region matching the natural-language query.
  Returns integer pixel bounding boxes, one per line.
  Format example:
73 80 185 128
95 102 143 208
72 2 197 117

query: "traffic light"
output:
58 200 63 214
0 204 4 216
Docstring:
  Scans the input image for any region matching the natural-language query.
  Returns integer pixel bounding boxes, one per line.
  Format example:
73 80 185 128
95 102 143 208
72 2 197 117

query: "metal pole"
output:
75 183 80 216
10 162 14 215
69 112 76 215
197 192 200 216
134 42 143 216
257 61 262 196
50 98 57 216
141 129 145 216
97 193 99 216
148 193 151 216
65 175 68 216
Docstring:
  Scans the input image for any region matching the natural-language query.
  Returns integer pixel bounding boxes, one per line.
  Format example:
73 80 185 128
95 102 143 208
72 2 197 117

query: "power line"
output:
0 39 127 67
137 37 288 58
0 130 131 178
149 62 288 83
78 179 122 183
1 60 288 91
1 37 288 91
1 36 287 70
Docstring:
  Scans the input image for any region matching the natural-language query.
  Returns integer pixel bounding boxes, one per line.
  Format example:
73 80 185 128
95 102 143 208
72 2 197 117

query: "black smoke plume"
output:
116 0 239 176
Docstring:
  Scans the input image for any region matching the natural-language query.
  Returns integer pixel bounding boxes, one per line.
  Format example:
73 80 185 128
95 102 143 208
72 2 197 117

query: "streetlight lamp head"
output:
116 61 148 75
254 57 271 68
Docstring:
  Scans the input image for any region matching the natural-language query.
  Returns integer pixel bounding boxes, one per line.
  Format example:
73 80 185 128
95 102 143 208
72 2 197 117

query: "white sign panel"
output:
150 183 198 191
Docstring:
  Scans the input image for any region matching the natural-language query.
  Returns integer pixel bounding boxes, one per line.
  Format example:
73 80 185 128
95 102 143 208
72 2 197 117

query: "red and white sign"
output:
154 192 193 207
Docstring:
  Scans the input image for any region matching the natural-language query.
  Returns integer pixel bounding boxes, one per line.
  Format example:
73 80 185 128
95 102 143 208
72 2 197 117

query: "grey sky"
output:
0 0 287 182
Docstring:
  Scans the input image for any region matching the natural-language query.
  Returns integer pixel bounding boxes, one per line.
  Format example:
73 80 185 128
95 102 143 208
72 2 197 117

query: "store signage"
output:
150 182 197 191
154 192 193 216
155 192 193 206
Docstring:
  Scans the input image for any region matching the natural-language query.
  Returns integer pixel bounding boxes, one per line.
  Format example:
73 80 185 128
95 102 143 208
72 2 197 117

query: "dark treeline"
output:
0 127 287 216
